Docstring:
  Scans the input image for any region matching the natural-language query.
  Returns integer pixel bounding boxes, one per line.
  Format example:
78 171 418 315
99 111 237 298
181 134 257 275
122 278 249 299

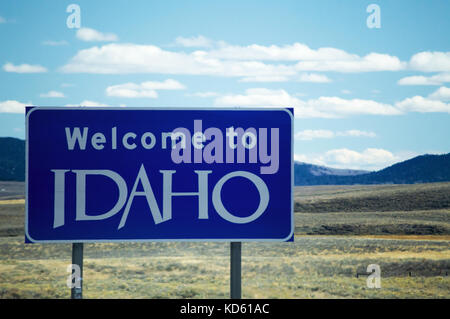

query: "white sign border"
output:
25 107 294 243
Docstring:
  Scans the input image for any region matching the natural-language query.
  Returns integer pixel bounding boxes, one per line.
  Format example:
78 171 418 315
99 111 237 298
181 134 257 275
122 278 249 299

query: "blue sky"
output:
0 0 449 170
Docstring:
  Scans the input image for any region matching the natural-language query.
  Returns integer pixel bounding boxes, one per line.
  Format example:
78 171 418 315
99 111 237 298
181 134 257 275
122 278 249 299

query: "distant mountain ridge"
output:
0 137 25 181
294 153 450 185
0 137 449 185
301 163 369 177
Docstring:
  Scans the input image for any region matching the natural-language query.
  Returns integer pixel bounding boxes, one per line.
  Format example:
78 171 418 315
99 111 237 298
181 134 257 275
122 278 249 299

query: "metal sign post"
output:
230 242 242 299
71 243 83 299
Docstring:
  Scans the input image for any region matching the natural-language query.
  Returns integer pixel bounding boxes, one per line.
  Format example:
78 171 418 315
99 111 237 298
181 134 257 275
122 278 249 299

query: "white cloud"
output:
395 95 450 113
0 100 29 113
40 91 65 98
65 100 109 107
337 130 376 138
237 72 331 83
298 73 331 83
106 84 157 98
174 35 213 48
60 43 296 78
295 148 409 171
341 89 351 94
295 130 334 140
324 148 398 170
204 42 404 74
214 87 311 112
3 62 47 73
295 129 376 140
42 40 69 46
186 91 220 98
138 79 185 90
60 40 409 77
76 27 118 42
398 75 439 86
214 86 450 117
58 40 450 89
0 16 6 23
214 88 401 118
294 52 406 73
428 86 450 101
300 96 401 117
398 73 450 86
238 75 290 82
106 79 185 98
294 154 315 164
205 42 353 61
395 86 450 113
409 51 450 72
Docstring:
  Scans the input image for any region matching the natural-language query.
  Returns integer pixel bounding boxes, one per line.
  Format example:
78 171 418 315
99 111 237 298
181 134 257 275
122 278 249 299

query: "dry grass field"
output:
0 181 449 299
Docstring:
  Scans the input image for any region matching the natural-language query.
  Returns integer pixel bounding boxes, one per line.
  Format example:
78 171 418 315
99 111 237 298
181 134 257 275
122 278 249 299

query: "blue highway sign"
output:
25 107 293 242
